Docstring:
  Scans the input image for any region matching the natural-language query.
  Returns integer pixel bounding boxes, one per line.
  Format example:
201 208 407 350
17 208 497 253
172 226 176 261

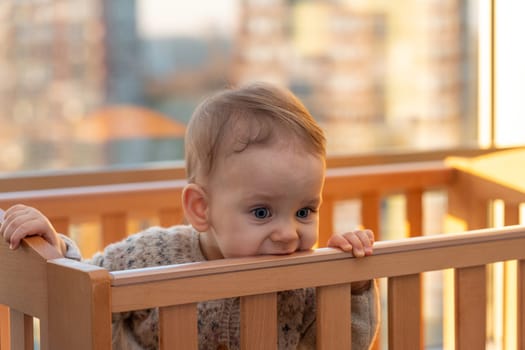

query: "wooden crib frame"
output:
1 225 524 350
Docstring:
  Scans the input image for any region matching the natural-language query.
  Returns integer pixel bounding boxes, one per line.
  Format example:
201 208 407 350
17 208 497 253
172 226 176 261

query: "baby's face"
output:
204 141 325 258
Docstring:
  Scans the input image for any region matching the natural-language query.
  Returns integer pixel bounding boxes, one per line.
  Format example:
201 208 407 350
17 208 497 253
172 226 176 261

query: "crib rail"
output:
1 226 524 349
106 226 525 350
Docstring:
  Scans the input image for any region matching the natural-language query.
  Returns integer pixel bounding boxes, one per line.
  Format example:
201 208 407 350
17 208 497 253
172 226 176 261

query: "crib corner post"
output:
47 258 112 350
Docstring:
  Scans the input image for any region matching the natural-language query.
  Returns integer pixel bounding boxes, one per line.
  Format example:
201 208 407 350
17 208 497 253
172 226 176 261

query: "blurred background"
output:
1 2 525 349
2 0 523 174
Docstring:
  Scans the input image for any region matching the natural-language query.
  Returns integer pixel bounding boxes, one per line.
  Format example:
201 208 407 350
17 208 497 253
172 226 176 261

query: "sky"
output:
136 0 238 38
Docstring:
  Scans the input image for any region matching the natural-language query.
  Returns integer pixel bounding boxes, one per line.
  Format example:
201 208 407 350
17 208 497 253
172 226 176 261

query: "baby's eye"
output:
252 207 271 219
296 208 311 219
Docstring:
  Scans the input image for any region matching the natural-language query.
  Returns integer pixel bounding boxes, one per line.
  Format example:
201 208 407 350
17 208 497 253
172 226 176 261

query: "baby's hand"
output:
327 229 374 258
328 229 375 294
0 204 62 253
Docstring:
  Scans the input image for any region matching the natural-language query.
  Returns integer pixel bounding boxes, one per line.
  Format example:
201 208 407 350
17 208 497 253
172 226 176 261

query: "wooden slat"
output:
388 274 422 350
469 198 489 230
519 260 525 350
159 303 197 350
455 265 486 350
361 192 381 240
316 284 351 350
406 189 423 237
159 208 183 228
101 212 127 246
48 217 70 237
318 196 334 247
47 259 112 350
362 191 382 350
39 319 50 350
9 310 33 350
24 314 33 350
504 203 520 226
447 172 490 230
503 260 518 350
0 305 9 350
241 293 277 350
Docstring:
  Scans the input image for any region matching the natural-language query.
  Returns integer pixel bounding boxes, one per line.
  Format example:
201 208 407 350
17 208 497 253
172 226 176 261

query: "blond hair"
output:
184 82 326 183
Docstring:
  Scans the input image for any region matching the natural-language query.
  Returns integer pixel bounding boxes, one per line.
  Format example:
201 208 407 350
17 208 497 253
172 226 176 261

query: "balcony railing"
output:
1 147 524 349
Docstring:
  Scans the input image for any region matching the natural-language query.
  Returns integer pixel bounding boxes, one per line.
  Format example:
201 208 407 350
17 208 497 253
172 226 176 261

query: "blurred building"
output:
385 0 466 149
232 0 289 87
231 0 468 153
104 0 144 105
0 0 474 171
293 2 385 124
0 0 142 170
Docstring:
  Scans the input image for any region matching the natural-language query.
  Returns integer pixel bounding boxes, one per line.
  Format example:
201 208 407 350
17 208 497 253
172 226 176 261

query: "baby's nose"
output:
270 222 299 243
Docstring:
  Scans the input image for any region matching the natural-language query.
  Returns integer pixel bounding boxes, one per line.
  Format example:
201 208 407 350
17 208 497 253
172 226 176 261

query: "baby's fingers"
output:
355 229 374 253
1 206 46 249
8 221 41 250
327 229 375 258
342 230 374 257
3 218 33 249
327 234 353 252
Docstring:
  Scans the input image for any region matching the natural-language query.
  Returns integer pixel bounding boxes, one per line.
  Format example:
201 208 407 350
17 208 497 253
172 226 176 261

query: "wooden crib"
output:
1 225 524 350
2 148 525 349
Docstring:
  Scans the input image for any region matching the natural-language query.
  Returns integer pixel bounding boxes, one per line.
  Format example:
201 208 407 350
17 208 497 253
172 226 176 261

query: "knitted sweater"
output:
63 225 379 350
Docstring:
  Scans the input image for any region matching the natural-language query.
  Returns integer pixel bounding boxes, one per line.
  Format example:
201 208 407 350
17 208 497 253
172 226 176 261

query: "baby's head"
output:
183 82 327 259
184 82 326 184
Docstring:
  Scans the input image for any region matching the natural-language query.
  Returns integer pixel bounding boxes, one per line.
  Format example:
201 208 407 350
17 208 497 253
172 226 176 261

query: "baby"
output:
1 82 378 349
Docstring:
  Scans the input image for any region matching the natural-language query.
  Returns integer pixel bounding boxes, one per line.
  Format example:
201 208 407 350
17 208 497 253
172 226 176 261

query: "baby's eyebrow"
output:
242 192 275 202
304 197 322 208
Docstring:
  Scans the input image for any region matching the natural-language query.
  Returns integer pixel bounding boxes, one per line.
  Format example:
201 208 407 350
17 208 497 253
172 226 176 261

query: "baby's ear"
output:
182 183 209 232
